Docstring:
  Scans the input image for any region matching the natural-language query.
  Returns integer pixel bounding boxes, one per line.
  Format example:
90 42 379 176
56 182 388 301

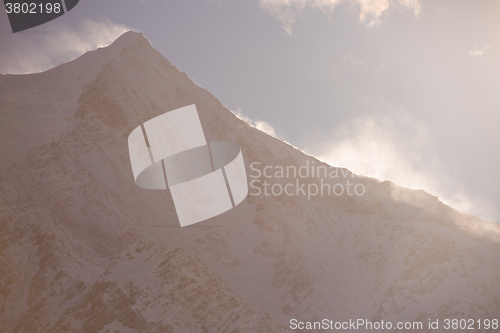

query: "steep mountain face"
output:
0 32 499 333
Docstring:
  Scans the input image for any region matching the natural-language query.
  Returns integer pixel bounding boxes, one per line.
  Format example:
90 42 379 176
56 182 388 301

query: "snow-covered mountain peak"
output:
1 32 499 333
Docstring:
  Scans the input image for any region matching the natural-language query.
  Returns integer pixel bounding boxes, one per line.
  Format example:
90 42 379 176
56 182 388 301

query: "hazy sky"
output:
1 0 499 222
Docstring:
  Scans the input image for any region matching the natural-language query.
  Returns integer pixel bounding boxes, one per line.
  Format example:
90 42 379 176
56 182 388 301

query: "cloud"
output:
303 108 496 222
469 44 492 59
356 0 421 27
343 54 365 66
231 107 279 138
259 0 421 33
0 18 130 74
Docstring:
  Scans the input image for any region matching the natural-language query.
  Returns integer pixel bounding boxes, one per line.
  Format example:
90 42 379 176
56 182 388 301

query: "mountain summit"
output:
1 32 499 332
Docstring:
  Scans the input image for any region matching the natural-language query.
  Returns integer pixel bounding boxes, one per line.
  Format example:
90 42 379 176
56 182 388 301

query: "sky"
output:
0 0 499 222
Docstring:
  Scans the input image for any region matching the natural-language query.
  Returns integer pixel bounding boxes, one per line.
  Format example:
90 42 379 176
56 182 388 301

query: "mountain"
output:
0 31 499 332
